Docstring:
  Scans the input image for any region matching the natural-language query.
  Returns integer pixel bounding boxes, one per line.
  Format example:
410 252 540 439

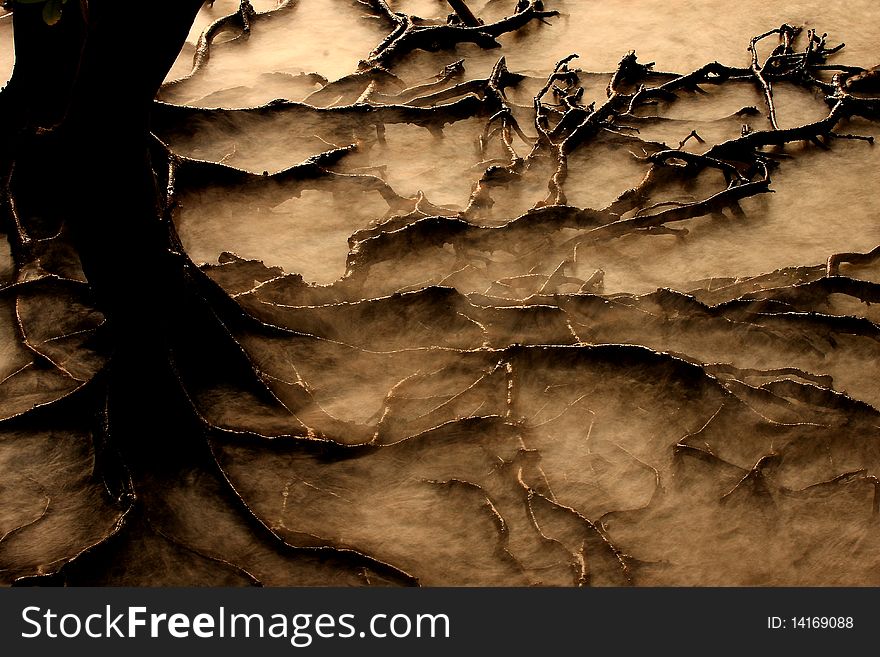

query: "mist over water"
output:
3 0 880 586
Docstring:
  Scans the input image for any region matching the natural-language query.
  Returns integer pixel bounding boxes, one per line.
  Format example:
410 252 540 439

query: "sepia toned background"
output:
1 0 879 586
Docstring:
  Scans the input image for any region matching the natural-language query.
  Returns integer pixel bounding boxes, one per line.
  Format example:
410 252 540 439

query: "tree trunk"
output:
3 3 391 585
4 0 207 476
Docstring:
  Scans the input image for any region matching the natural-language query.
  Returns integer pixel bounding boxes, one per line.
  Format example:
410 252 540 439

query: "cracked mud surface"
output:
1 0 880 586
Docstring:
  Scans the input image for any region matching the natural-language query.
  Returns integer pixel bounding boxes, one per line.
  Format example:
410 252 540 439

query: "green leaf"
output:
13 0 68 25
41 0 63 25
